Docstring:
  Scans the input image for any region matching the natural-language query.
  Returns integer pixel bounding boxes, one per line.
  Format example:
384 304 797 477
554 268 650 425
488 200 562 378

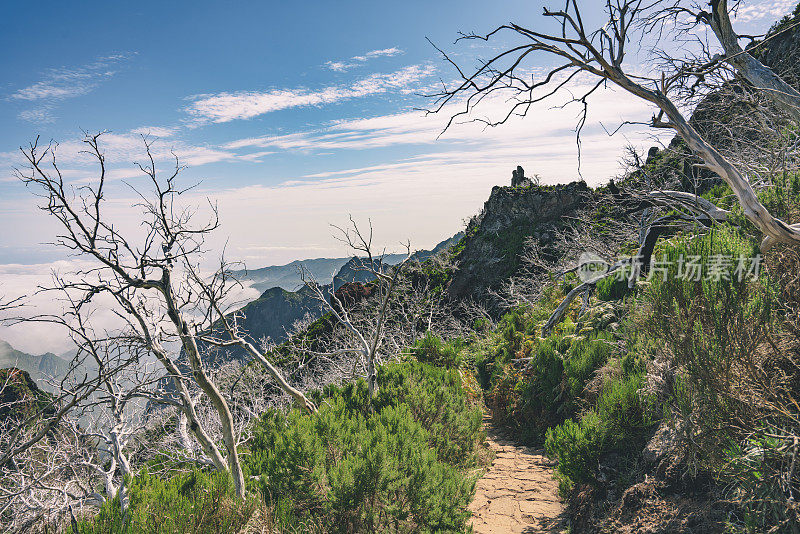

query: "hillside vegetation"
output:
7 3 800 534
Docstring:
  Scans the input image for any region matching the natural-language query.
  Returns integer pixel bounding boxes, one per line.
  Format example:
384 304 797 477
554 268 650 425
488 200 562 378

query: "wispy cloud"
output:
129 126 178 137
9 54 134 123
733 0 795 22
325 47 404 72
225 86 618 154
17 107 56 124
224 82 669 183
5 129 239 185
186 64 432 124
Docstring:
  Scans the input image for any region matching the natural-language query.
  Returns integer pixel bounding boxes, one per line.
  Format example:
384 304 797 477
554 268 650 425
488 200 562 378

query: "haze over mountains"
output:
205 232 464 365
233 255 405 293
0 232 465 384
0 340 73 391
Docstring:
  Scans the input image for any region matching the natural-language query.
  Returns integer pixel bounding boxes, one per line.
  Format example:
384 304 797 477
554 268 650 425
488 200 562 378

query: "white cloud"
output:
225 81 665 158
733 0 795 22
129 126 178 137
185 64 433 124
363 47 403 59
325 46 404 71
0 129 240 201
0 260 113 354
9 54 134 123
325 61 351 72
0 257 262 355
25 130 238 179
18 107 56 123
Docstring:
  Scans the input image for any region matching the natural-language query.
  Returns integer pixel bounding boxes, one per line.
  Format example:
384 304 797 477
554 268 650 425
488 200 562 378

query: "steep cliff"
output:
448 181 590 304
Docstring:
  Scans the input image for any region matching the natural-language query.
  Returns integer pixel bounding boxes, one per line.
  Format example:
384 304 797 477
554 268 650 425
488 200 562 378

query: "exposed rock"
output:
750 6 800 88
203 285 323 366
0 368 53 420
0 340 82 393
642 421 678 467
645 146 660 165
448 180 591 306
511 165 533 188
331 282 374 313
333 257 388 292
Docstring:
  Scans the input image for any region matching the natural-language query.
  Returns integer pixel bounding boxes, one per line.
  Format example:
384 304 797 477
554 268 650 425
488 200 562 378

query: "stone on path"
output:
469 419 566 534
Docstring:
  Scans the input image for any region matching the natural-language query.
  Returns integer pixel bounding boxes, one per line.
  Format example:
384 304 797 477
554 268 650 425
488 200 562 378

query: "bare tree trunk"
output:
161 270 245 498
147 338 228 473
610 71 800 251
230 336 318 412
708 0 800 124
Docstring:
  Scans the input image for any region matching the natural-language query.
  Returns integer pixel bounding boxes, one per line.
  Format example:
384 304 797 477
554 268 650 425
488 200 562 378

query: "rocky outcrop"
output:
448 181 591 305
751 6 800 87
0 368 53 420
511 165 533 188
332 282 375 313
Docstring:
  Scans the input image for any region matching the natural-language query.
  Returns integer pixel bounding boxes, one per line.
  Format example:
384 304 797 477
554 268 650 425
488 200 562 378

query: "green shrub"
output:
488 331 615 445
472 317 491 333
563 334 613 398
596 275 629 301
595 372 655 449
544 412 604 492
634 226 800 529
412 332 464 368
374 361 483 467
245 361 481 533
640 227 777 438
545 361 655 493
71 469 256 534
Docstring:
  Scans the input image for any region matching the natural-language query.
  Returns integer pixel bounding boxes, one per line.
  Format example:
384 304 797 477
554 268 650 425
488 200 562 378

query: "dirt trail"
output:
469 417 566 534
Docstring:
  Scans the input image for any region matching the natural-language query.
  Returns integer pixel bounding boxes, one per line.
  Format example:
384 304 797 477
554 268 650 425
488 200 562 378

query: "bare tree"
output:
193 260 318 413
0 339 159 532
428 0 800 252
13 132 314 498
653 0 800 122
301 217 412 398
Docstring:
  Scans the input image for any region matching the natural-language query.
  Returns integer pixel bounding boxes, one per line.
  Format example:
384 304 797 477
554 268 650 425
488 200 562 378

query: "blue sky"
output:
0 0 795 352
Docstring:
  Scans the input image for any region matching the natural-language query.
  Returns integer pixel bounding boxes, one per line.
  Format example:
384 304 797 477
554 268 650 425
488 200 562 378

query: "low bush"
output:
596 275 629 301
544 412 604 491
71 469 256 534
563 334 613 399
245 361 482 533
72 361 481 534
545 368 656 493
628 225 800 530
638 227 778 459
374 361 483 467
484 325 616 445
411 332 464 368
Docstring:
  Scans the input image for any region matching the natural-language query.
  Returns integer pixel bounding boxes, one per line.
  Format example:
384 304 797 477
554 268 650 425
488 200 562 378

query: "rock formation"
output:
448 180 591 306
510 165 533 188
